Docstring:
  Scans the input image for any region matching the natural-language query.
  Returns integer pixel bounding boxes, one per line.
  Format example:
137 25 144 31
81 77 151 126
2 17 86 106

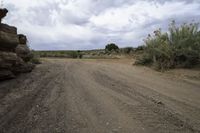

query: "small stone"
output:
112 129 118 132
157 101 163 105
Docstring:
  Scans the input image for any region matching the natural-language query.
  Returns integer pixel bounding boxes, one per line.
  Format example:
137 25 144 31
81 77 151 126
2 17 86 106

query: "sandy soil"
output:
0 58 200 133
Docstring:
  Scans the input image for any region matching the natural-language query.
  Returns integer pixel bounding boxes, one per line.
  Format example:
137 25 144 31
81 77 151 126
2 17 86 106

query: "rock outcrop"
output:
0 8 8 23
0 8 35 80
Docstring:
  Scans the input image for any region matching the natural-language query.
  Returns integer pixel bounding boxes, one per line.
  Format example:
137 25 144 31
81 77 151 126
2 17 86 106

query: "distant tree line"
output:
35 51 83 59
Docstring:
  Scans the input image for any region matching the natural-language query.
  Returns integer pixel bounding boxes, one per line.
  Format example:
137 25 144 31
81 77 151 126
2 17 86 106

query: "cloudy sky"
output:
2 0 200 50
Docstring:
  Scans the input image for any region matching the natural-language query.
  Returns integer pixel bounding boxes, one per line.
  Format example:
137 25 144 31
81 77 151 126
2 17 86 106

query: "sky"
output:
2 0 200 50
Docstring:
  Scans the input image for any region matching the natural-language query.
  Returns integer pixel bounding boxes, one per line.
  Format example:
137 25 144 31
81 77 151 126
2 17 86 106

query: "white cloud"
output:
2 0 200 50
90 1 200 31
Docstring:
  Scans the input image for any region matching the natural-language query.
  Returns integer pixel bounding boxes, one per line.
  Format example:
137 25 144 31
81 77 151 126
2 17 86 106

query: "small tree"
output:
105 43 119 51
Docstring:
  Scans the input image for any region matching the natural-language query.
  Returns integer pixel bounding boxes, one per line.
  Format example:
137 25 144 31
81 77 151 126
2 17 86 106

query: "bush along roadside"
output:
135 21 200 71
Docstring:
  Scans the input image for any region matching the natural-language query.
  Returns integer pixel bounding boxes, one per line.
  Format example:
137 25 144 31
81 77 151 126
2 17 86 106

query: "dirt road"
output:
0 59 200 133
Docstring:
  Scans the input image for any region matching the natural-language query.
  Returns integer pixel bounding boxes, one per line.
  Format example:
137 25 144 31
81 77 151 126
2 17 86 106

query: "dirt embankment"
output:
0 58 200 133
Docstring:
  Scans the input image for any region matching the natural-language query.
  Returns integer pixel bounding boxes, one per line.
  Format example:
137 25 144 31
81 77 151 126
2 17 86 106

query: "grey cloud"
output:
3 0 200 50
61 9 90 25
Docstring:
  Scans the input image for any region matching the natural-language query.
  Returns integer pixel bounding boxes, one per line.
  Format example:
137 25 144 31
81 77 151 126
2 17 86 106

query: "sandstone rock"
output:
0 70 15 80
0 8 35 81
15 44 33 62
0 51 19 66
0 8 8 23
18 34 27 44
0 52 20 80
0 51 35 76
0 23 17 34
12 62 35 74
0 31 19 51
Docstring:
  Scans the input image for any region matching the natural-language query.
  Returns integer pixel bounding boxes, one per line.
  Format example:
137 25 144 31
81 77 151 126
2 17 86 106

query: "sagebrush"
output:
136 21 200 70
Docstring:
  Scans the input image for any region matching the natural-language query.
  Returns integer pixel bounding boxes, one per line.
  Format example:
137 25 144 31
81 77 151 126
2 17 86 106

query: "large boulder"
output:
0 31 19 51
0 23 17 34
0 69 15 81
0 51 35 78
15 44 33 62
12 62 35 74
18 34 27 44
0 51 19 80
0 51 20 68
0 8 36 81
0 70 15 80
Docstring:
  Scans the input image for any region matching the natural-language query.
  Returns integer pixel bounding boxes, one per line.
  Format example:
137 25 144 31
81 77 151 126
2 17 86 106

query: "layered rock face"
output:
0 8 35 80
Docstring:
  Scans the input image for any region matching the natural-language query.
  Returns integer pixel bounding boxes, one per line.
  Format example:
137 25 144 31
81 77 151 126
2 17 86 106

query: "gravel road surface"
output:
0 59 200 133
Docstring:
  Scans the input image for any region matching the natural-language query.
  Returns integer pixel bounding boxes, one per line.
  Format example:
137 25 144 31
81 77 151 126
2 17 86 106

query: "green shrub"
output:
105 43 119 51
35 50 84 59
136 21 200 70
30 51 41 64
135 45 145 51
77 50 83 59
122 47 133 54
135 53 152 65
31 57 41 64
67 51 78 58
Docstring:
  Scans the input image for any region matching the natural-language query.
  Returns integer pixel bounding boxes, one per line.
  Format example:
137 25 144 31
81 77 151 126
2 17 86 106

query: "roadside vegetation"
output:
35 45 135 59
35 50 83 59
34 21 200 71
135 21 200 70
30 50 42 64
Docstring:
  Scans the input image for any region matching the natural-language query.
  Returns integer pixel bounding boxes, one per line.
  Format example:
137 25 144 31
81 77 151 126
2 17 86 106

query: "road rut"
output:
0 59 200 133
